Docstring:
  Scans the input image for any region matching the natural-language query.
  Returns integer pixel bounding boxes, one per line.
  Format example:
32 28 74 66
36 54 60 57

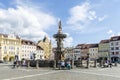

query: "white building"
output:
73 46 81 60
21 40 36 60
110 36 120 62
35 46 44 60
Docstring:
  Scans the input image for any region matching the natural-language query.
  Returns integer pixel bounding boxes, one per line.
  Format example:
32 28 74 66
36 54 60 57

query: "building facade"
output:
0 33 21 61
110 36 120 62
21 40 36 60
76 44 86 59
98 39 109 60
37 36 52 59
73 46 81 60
89 44 98 60
35 46 44 60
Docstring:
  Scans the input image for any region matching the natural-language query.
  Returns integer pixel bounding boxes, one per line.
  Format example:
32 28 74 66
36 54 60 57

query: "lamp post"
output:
71 47 74 69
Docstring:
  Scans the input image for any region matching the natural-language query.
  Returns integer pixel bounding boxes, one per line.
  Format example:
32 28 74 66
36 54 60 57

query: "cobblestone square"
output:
0 64 120 80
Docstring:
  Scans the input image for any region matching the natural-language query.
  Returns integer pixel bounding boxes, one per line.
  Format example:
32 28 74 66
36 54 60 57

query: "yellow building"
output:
98 39 109 60
89 44 98 60
0 33 21 61
37 36 52 59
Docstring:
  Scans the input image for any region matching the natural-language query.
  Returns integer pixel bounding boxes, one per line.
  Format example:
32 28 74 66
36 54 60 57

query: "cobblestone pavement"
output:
0 64 120 80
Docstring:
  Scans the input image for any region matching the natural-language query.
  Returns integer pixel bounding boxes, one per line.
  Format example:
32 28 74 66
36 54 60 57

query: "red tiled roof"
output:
76 43 98 49
110 36 120 41
100 39 109 43
21 39 36 46
89 44 98 48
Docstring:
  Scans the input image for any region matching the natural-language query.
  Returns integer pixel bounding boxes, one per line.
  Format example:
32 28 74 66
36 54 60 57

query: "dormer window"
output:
8 32 16 39
113 37 118 40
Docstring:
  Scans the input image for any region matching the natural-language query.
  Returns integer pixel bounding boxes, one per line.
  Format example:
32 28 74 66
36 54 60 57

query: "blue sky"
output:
0 0 120 47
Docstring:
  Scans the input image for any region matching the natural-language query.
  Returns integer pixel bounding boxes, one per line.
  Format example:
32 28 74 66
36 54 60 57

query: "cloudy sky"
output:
0 0 120 47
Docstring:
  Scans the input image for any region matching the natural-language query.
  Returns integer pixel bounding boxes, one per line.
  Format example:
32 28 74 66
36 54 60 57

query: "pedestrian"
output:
67 61 71 70
108 60 112 68
22 59 26 66
61 61 65 69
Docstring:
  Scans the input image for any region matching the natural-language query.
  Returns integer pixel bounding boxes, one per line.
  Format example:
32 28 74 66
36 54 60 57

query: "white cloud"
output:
107 30 116 37
98 15 107 22
88 11 97 20
67 2 98 30
67 2 91 25
118 32 120 35
107 30 113 34
0 3 57 41
107 30 120 37
64 33 73 47
66 1 107 32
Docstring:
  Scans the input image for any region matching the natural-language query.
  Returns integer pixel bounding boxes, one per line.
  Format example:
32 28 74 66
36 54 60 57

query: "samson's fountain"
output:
53 20 67 68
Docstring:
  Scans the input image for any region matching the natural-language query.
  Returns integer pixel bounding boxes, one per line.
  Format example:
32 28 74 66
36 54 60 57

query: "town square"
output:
0 0 120 80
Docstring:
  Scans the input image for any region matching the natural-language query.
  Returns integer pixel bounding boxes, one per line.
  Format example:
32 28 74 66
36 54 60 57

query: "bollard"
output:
54 60 56 69
94 59 96 68
99 60 102 67
27 60 30 68
86 59 89 68
80 59 83 67
115 62 117 66
36 60 39 69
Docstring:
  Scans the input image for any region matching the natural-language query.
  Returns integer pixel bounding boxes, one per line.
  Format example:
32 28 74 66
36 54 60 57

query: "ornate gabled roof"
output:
0 33 20 39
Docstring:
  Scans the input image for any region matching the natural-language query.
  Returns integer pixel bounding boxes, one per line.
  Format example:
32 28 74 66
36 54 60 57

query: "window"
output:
40 55 42 59
116 52 119 55
112 52 114 55
111 42 113 46
4 46 7 50
116 47 119 50
111 47 114 50
4 51 7 54
116 42 119 45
